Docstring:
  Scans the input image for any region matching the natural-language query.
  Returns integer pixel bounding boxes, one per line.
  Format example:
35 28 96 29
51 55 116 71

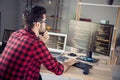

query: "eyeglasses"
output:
33 20 47 25
39 21 47 24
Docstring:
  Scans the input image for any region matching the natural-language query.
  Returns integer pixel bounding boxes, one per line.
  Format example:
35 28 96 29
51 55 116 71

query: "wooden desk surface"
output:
41 52 112 80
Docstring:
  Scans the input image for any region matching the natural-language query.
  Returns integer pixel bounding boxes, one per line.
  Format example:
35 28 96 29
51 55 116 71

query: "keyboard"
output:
56 56 69 62
72 62 93 69
50 51 62 57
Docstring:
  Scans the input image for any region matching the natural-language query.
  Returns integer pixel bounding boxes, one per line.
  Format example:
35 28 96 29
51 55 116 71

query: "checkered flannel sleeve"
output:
36 42 64 75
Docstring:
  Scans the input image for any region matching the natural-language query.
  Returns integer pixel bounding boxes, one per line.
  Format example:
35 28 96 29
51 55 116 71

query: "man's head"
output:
22 5 47 35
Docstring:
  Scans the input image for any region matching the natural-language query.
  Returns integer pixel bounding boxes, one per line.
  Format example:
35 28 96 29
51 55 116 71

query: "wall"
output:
18 0 64 31
18 0 78 34
18 0 26 29
0 0 19 41
61 0 119 34
61 0 77 34
0 0 119 42
81 0 117 24
61 0 120 52
18 0 120 34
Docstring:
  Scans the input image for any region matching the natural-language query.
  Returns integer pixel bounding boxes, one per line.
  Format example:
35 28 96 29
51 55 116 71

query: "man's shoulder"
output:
10 29 25 38
16 29 25 33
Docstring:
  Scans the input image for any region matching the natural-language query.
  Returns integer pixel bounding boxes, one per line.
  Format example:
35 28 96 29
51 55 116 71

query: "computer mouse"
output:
68 53 77 57
83 68 89 75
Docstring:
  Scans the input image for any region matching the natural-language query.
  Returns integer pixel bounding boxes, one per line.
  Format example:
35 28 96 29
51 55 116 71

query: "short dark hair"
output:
22 5 46 29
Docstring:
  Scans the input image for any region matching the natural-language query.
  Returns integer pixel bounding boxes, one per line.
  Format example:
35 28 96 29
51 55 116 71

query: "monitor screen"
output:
67 20 114 56
46 32 67 53
67 20 98 51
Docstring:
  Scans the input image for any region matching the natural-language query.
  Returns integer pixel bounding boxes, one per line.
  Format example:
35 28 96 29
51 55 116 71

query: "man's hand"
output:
62 58 77 72
39 31 49 43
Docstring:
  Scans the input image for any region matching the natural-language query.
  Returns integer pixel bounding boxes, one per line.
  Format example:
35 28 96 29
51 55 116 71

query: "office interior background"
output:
0 0 120 40
0 0 120 80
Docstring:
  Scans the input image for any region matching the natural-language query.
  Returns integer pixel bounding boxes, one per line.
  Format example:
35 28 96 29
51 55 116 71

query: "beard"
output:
39 26 46 36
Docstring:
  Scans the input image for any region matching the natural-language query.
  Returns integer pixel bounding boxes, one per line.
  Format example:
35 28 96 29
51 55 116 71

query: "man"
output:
0 5 76 80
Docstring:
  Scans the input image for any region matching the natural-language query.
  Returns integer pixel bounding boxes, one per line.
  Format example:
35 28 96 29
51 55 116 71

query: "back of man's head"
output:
22 5 46 29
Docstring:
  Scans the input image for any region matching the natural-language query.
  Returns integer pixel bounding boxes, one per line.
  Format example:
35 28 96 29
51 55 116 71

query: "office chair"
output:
0 29 15 53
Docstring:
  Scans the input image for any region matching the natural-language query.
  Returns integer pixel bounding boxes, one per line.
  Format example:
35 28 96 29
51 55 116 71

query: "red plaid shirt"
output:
0 28 64 80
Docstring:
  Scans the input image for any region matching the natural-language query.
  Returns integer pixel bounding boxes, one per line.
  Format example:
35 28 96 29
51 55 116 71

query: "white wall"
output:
0 0 19 41
81 0 117 25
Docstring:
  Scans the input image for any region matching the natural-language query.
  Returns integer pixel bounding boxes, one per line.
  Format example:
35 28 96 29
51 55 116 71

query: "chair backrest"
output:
0 29 15 53
2 29 15 42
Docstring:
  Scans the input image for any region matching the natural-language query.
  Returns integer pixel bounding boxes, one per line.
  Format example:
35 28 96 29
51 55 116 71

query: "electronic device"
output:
72 61 93 75
76 55 99 63
67 20 114 57
83 68 89 75
68 53 77 57
56 55 69 62
46 32 67 56
72 61 93 69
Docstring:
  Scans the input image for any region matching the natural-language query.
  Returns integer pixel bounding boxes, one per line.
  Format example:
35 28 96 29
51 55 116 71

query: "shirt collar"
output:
24 27 39 40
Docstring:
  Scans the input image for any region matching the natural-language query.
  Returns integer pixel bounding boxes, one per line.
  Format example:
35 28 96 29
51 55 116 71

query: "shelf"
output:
96 49 108 52
98 29 109 32
47 15 61 20
79 2 120 8
95 51 108 55
57 41 64 44
96 36 109 40
94 24 113 56
95 42 108 45
96 39 110 43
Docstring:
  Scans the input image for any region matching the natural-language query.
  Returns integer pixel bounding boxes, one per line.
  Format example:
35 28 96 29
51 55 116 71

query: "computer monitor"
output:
67 20 113 57
46 32 67 54
67 20 98 52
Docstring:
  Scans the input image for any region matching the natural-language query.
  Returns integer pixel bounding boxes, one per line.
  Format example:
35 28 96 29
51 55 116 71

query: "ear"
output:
35 22 41 28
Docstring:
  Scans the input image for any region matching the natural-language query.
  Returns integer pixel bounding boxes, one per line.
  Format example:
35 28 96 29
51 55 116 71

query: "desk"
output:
41 52 112 80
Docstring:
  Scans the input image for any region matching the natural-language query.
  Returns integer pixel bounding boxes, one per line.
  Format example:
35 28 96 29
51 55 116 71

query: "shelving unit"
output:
24 0 63 32
76 0 120 64
40 0 63 33
79 2 120 7
94 24 114 56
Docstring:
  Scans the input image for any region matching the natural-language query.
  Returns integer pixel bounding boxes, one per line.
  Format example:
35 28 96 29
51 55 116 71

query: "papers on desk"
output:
41 73 80 80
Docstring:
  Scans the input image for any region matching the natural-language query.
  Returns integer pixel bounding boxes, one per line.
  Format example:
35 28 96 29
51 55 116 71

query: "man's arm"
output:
62 58 77 72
